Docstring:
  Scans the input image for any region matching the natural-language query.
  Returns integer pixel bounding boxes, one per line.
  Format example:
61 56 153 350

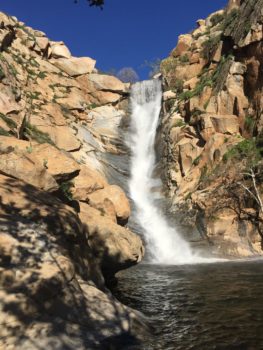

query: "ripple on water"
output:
112 260 263 350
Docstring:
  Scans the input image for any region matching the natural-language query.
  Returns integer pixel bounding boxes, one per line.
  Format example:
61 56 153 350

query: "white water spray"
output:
128 79 211 264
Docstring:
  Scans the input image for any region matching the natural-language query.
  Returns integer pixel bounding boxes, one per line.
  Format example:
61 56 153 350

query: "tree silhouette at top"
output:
74 0 105 8
88 0 104 7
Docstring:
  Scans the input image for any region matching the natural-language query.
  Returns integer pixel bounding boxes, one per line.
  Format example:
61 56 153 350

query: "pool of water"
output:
112 260 263 350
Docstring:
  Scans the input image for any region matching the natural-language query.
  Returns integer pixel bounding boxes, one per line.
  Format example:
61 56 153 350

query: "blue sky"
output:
1 0 227 79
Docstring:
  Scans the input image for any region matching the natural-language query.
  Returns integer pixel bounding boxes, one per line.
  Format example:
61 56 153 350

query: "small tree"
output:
117 67 139 83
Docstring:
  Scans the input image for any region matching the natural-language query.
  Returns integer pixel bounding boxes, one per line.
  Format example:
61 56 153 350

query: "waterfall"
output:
128 79 204 264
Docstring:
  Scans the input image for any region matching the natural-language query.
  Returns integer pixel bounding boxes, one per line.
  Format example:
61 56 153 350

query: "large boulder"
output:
77 75 123 104
50 41 71 59
35 36 49 52
80 203 144 277
30 143 80 182
171 34 193 57
0 85 21 115
0 149 58 192
87 185 131 224
86 74 126 93
210 114 240 134
0 137 80 182
29 116 81 151
199 114 240 140
53 57 96 76
0 174 141 349
72 164 107 201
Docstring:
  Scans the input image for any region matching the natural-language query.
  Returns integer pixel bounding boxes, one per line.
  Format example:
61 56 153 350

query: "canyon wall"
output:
158 0 263 257
0 12 145 349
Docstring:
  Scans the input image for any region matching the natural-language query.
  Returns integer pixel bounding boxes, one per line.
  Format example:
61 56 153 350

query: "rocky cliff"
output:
158 0 263 257
0 12 145 349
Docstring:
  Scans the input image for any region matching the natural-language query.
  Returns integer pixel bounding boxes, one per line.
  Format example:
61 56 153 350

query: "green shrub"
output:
192 108 202 117
223 138 263 166
29 58 40 68
0 113 17 129
0 127 10 136
201 34 222 61
59 181 74 201
26 91 41 100
244 115 255 133
220 8 240 32
179 74 213 101
160 57 177 74
26 145 33 154
87 103 98 110
178 55 233 102
210 13 224 26
38 71 47 79
9 64 18 77
24 122 55 145
172 79 184 94
203 99 210 110
0 65 5 80
175 120 186 128
193 155 201 166
60 104 72 118
199 165 208 183
194 30 211 40
243 20 252 37
179 54 189 64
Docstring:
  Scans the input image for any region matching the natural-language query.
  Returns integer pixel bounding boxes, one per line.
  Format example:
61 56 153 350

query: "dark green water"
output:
112 260 263 350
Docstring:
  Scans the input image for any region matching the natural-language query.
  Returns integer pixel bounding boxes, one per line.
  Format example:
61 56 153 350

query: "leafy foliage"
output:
179 55 234 102
223 138 263 168
244 115 255 134
173 79 184 94
210 13 224 26
175 120 186 128
179 73 213 101
201 34 222 61
59 181 74 201
179 54 189 64
160 57 177 75
220 8 240 32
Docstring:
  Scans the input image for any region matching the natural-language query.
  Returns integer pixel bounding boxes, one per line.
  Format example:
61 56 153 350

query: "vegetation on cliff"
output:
159 0 263 257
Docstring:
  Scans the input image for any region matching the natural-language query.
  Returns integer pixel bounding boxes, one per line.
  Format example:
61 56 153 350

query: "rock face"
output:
0 174 142 349
159 0 263 258
87 185 131 224
80 203 144 277
0 12 145 349
52 57 96 76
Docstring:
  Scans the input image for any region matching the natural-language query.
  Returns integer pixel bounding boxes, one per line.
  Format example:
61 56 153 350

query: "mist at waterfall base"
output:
128 79 220 265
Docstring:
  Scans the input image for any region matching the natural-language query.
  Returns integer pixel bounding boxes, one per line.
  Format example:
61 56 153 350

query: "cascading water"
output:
128 79 207 264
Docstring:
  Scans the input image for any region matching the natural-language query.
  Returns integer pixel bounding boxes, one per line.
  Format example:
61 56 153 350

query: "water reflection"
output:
112 261 263 350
